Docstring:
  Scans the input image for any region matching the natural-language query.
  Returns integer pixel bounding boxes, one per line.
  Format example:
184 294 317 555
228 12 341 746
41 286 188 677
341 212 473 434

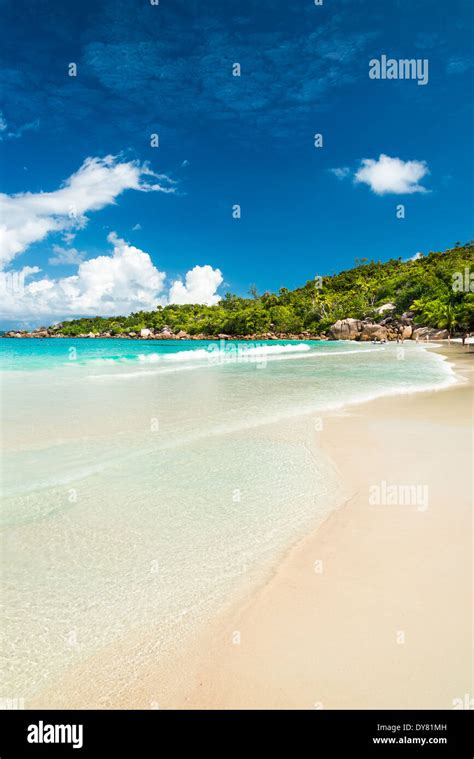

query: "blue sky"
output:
0 0 472 326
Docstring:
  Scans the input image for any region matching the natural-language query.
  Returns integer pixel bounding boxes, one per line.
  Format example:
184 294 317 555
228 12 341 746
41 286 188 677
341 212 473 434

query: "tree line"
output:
54 242 474 337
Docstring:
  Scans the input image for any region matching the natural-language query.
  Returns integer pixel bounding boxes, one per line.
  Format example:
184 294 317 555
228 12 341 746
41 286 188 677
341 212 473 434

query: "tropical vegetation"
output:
53 242 474 337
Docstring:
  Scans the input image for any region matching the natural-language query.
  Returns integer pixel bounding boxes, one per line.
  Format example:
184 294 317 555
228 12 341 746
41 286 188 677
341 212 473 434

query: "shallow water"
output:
0 339 456 701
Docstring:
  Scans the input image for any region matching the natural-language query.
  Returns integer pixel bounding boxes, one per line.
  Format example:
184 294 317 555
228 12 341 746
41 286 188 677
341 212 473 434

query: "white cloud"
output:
329 166 350 180
446 58 472 75
0 235 223 321
354 154 429 195
169 265 224 306
0 155 175 268
1 119 40 141
0 234 166 319
0 111 40 141
48 245 87 266
1 232 166 319
0 157 223 322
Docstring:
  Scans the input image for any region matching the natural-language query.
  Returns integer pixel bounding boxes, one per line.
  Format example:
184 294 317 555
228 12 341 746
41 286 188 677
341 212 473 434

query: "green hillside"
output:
54 241 474 337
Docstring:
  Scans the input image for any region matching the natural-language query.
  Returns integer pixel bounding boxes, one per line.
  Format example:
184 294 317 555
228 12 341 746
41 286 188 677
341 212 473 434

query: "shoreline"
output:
170 343 472 709
27 342 473 709
2 332 468 344
2 333 328 341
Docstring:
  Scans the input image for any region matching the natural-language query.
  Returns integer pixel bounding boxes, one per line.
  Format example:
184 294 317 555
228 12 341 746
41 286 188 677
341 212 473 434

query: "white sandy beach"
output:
172 344 472 709
28 343 473 710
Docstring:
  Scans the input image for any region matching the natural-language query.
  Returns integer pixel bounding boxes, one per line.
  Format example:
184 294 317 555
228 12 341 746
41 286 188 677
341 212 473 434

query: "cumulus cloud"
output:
48 245 87 266
0 155 175 268
0 234 167 320
169 265 224 306
0 157 223 322
0 235 223 321
354 154 429 195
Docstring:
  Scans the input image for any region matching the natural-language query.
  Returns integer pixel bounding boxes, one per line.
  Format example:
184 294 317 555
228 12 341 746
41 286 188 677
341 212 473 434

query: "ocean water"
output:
0 339 456 703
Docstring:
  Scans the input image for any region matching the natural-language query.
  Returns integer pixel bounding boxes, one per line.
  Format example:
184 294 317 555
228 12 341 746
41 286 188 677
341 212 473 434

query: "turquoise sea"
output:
0 338 457 704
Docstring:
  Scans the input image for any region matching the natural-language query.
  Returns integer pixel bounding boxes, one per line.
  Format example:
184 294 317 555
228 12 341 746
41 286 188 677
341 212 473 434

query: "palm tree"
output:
411 295 465 337
424 301 461 336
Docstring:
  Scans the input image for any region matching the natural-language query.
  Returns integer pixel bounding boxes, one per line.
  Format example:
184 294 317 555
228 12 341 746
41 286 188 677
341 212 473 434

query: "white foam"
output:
89 357 130 365
223 343 311 356
90 365 204 380
137 352 162 363
163 348 212 362
162 343 312 362
87 345 386 380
